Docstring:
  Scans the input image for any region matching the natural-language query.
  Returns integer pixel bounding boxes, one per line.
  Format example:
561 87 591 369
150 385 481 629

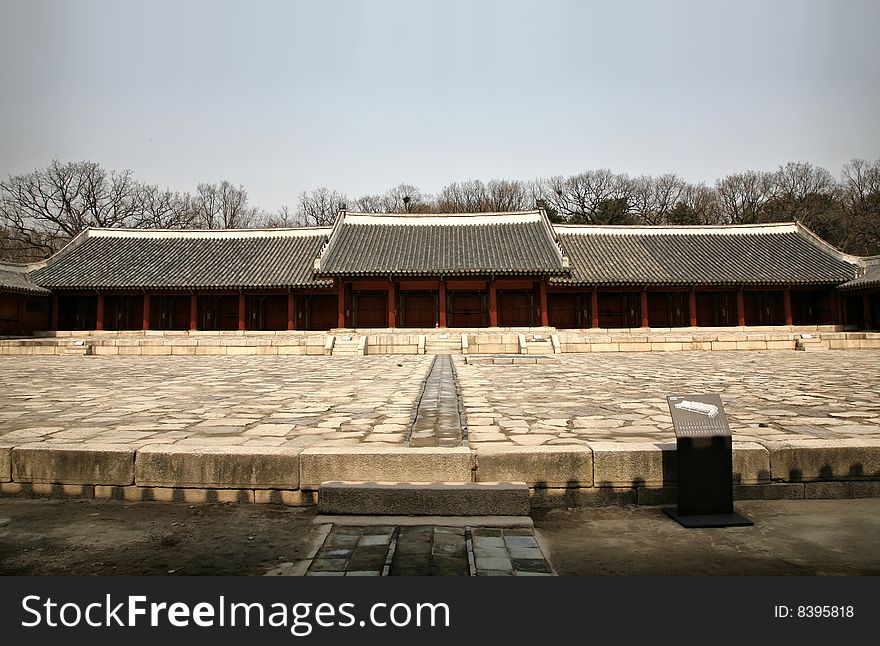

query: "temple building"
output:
0 210 878 335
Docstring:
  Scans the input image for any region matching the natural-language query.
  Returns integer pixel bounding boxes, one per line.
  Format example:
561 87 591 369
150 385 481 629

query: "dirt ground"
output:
2 497 880 576
0 498 324 576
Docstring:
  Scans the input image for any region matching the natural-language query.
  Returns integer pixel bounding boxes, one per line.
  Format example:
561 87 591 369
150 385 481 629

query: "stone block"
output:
618 343 651 352
474 445 592 487
528 487 637 508
650 342 682 352
733 483 804 500
12 444 135 485
803 481 880 499
711 341 737 351
735 341 767 350
733 441 771 484
226 346 258 355
590 343 619 352
590 442 676 487
765 340 795 350
141 345 173 355
765 438 880 481
135 445 302 489
299 446 474 489
317 481 530 515
0 443 12 482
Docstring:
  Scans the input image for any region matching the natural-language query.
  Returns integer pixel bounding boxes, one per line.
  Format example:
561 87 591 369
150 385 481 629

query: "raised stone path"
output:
0 351 878 450
406 355 465 448
304 523 553 576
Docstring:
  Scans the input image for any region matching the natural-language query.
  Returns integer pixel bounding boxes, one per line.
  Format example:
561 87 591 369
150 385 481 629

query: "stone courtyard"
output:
0 351 878 449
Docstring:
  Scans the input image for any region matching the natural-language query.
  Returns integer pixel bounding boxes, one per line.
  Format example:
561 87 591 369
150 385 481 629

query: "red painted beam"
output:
337 282 345 329
388 280 396 328
439 280 447 327
95 293 104 331
783 289 793 326
591 289 599 328
488 280 498 327
190 294 198 330
142 294 150 331
539 280 549 327
287 293 295 331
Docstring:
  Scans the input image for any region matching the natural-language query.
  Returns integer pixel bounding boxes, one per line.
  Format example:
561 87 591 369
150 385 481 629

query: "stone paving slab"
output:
303 523 554 576
454 351 880 446
0 356 432 449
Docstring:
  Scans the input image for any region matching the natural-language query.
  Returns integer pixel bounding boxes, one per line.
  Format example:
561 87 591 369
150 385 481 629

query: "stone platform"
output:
1 351 879 508
2 326 878 356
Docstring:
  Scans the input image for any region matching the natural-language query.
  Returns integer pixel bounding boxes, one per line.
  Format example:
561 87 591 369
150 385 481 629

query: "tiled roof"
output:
839 262 880 291
551 222 859 287
0 265 50 295
316 211 567 276
30 228 332 290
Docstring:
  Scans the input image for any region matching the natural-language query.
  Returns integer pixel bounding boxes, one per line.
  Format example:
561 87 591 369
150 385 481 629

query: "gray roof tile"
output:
551 223 858 287
316 211 566 276
30 228 332 290
0 265 50 295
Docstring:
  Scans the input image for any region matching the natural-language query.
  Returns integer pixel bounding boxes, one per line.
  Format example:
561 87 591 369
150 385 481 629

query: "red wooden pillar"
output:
488 279 498 327
51 295 59 330
95 293 104 331
830 289 839 325
439 280 447 327
865 293 874 330
287 293 295 331
190 294 198 330
539 280 549 327
591 289 600 328
688 290 698 327
640 290 649 328
736 289 746 326
783 289 793 326
337 281 345 329
142 294 150 331
238 293 246 331
388 280 396 328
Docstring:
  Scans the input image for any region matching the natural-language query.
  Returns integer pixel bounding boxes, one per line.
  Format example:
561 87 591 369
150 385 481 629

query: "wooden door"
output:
498 290 533 327
353 291 388 328
449 291 485 327
401 291 437 328
548 293 581 328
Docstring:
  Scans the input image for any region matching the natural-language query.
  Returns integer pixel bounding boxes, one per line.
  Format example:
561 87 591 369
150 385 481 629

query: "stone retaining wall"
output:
2 441 878 507
2 329 879 355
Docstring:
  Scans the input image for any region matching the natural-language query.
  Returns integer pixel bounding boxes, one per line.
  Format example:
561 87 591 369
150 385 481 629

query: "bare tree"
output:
714 170 777 224
840 158 880 255
537 170 632 223
132 184 194 229
0 160 140 256
190 181 257 228
295 187 347 226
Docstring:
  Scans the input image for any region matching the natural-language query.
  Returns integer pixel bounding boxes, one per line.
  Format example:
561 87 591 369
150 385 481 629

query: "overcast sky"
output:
1 0 878 212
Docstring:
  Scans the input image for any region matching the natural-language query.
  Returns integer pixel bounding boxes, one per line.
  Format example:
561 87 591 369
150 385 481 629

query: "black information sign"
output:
664 395 753 528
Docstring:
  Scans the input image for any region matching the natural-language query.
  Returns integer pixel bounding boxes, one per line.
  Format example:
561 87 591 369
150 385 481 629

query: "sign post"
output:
664 394 753 528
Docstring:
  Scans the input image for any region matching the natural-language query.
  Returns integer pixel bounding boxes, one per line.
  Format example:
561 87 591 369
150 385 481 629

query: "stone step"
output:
317 481 530 516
